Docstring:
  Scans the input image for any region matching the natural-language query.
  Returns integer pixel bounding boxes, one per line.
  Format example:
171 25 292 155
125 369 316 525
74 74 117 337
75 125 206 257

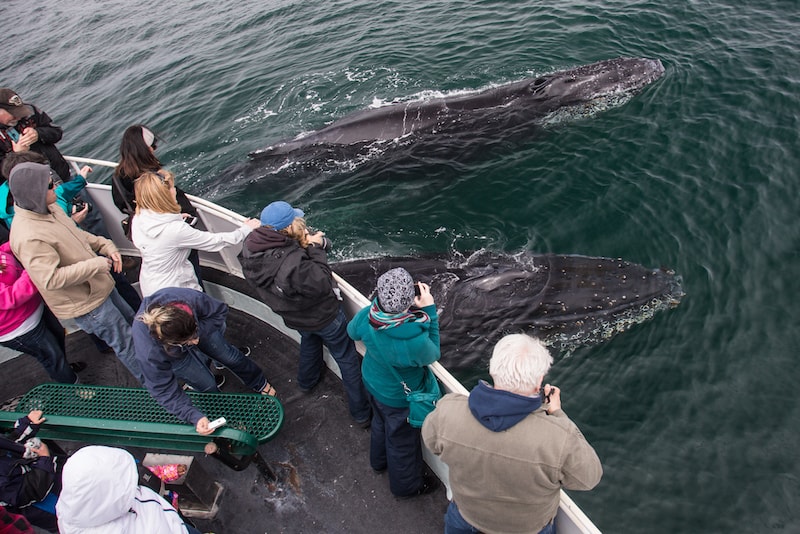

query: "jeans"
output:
444 500 556 534
1 307 76 383
369 395 424 497
172 329 267 392
298 306 370 422
73 289 144 384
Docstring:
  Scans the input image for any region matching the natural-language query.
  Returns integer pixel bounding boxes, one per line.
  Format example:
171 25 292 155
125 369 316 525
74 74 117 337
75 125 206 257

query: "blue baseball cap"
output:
260 201 304 229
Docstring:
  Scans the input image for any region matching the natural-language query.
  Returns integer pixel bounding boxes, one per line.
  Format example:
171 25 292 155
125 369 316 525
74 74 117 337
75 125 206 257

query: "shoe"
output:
372 466 387 474
396 474 440 499
260 383 277 396
69 362 87 373
215 346 250 370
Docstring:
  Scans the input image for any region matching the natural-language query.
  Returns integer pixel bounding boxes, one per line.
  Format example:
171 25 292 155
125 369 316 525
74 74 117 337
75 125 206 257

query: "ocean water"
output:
4 1 799 532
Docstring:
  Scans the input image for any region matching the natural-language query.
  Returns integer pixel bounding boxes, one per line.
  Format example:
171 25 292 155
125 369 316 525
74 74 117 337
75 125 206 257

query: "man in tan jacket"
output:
422 334 602 534
8 162 143 383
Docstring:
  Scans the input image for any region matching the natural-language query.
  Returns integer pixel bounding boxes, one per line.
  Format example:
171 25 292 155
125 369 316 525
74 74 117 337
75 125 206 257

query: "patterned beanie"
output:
377 267 415 313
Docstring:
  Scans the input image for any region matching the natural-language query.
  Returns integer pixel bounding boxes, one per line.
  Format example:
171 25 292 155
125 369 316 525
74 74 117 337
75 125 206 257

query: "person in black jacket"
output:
239 201 371 425
0 88 70 182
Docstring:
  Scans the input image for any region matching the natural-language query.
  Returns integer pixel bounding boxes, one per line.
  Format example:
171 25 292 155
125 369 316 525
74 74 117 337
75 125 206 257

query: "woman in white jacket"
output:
56 445 197 534
132 170 259 297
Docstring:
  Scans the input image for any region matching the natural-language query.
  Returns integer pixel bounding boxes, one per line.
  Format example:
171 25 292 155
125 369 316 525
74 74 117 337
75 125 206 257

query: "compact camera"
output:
73 201 93 213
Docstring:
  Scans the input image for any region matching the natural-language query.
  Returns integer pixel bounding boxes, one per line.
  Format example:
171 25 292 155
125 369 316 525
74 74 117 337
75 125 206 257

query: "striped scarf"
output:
368 298 430 330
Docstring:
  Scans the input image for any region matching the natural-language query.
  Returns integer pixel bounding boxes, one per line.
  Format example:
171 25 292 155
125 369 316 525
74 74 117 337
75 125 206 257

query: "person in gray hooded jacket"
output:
7 163 143 384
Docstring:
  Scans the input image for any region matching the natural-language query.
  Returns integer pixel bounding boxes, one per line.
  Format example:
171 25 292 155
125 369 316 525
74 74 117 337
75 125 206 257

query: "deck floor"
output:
2 307 446 533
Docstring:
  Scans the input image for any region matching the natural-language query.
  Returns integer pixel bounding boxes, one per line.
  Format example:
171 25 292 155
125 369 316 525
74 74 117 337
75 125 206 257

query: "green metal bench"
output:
0 384 284 469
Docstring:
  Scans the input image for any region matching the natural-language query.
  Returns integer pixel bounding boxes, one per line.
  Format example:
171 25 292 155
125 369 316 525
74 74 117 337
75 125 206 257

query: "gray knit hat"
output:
377 267 415 313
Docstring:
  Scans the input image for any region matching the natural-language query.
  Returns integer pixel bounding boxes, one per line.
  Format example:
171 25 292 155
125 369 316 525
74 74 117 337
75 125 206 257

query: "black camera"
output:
414 282 421 297
73 201 92 213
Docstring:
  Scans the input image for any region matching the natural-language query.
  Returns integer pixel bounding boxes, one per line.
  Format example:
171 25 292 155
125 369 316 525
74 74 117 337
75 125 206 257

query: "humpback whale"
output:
251 57 665 159
334 250 683 371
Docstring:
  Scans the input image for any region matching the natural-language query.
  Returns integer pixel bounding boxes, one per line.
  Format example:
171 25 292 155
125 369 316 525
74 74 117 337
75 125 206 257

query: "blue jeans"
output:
298 306 370 422
369 395 424 497
1 307 76 383
444 500 556 534
73 289 144 384
172 329 267 392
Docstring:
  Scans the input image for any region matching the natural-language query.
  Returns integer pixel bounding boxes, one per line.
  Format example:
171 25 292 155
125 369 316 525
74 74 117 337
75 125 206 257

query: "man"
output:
7 162 143 384
238 200 371 426
0 88 70 182
422 334 603 534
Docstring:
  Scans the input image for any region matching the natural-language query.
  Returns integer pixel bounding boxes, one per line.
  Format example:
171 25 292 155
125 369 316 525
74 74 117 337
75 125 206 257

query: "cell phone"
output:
414 282 421 297
207 417 226 430
184 216 198 226
5 128 20 143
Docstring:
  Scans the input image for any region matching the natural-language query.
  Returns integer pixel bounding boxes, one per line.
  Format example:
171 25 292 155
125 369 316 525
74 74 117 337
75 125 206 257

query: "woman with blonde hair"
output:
131 170 259 297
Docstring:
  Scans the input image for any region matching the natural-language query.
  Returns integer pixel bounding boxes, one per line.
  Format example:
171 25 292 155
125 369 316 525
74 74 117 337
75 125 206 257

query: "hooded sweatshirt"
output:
131 208 252 297
421 384 603 534
238 226 339 331
8 163 50 214
56 446 188 534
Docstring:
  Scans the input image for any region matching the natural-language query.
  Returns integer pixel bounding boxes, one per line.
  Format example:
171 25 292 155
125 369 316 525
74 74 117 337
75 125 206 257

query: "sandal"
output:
261 383 277 396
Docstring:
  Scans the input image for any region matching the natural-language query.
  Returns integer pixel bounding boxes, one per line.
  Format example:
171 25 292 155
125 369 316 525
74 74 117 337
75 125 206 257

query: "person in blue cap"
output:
238 201 371 426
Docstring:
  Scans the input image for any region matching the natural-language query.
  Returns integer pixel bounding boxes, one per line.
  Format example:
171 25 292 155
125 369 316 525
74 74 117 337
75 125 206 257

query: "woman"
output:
57 445 200 534
132 287 276 434
347 267 441 498
131 170 259 297
112 124 203 286
238 201 370 425
0 242 83 383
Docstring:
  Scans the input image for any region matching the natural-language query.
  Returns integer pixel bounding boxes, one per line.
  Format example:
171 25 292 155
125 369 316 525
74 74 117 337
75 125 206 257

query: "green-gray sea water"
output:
4 1 799 532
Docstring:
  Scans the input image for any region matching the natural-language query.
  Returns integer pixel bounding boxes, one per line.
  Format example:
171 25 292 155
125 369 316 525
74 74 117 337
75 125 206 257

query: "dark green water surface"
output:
4 1 799 532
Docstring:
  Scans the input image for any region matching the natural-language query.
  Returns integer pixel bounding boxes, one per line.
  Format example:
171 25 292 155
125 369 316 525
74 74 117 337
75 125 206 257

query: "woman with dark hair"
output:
112 125 205 288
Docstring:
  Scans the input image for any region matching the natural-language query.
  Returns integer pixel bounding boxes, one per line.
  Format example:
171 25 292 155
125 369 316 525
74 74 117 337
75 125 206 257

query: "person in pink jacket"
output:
0 242 84 383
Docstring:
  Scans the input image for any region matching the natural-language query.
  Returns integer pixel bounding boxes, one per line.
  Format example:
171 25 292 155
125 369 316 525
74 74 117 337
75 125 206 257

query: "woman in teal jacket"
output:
347 267 441 498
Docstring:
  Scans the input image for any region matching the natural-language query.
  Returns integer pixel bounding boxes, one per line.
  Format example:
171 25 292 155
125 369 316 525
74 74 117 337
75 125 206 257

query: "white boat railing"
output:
64 156 601 534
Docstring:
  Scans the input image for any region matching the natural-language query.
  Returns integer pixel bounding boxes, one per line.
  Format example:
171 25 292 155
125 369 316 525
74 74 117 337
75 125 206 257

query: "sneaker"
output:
214 346 250 370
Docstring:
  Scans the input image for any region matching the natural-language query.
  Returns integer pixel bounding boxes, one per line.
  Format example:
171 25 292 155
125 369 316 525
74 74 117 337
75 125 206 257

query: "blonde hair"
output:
279 217 311 248
134 170 181 214
137 303 196 345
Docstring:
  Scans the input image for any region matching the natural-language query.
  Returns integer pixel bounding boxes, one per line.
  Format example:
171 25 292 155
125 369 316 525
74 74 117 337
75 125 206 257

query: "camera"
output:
414 282 421 297
73 201 92 213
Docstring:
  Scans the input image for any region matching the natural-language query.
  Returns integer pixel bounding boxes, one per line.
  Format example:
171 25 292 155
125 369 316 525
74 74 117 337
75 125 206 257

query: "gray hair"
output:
489 334 553 393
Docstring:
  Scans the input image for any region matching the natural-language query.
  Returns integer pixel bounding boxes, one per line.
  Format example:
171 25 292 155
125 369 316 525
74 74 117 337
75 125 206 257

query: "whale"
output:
333 250 683 371
251 57 665 160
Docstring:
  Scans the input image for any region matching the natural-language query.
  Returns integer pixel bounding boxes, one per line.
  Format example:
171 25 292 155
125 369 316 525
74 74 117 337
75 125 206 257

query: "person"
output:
347 267 440 497
56 445 200 534
422 334 603 534
7 162 144 384
112 124 204 285
0 88 70 182
0 241 84 383
238 201 371 425
0 411 62 532
131 169 259 297
133 287 276 434
0 89 107 239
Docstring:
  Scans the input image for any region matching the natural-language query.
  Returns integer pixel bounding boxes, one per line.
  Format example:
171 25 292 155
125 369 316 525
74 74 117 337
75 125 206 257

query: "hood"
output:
8 162 51 214
468 380 542 432
244 226 289 253
133 209 184 240
56 445 139 529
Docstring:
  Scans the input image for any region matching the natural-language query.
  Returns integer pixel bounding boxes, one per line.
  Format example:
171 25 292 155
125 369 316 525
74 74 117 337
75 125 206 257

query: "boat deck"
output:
2 298 446 533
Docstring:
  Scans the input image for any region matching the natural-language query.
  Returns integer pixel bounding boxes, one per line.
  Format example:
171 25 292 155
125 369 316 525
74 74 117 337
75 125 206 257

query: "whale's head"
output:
526 57 665 122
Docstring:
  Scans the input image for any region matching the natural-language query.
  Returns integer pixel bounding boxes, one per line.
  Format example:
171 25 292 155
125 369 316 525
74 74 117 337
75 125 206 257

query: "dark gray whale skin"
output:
333 251 683 371
252 57 665 158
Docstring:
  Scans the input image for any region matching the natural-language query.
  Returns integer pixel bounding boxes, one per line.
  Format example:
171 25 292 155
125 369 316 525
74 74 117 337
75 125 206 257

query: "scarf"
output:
367 298 430 330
